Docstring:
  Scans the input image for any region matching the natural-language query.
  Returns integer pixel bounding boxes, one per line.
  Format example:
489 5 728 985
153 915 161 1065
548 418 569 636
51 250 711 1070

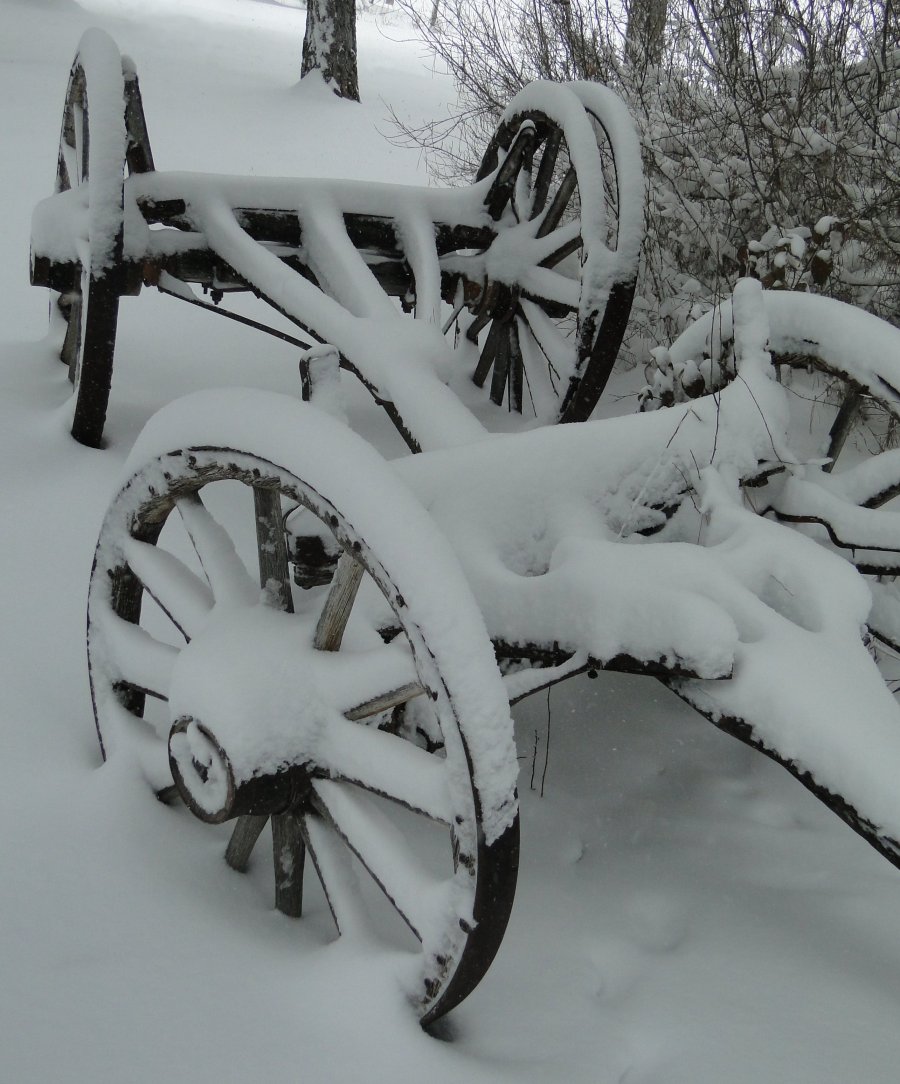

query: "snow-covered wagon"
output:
31 29 900 1026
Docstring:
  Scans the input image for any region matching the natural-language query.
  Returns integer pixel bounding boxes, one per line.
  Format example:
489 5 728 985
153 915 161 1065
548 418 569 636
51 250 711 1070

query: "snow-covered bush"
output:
399 0 900 359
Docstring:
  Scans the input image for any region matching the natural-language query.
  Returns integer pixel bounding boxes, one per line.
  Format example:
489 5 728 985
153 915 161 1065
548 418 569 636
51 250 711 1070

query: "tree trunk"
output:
624 0 667 73
301 0 360 101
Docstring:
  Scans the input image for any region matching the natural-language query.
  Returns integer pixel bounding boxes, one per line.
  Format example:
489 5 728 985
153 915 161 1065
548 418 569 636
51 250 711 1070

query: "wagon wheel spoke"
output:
514 219 583 271
520 268 581 314
311 779 447 942
516 310 562 413
223 486 298 879
824 388 864 471
225 813 269 872
176 493 258 606
484 123 536 221
316 713 448 822
472 318 505 389
121 537 214 641
507 319 524 413
531 127 562 218
272 811 306 917
535 166 577 239
315 551 364 651
301 813 369 937
59 291 82 378
98 610 178 701
519 301 568 384
490 323 512 406
464 306 493 346
344 679 425 721
511 135 535 222
253 486 294 612
537 226 584 271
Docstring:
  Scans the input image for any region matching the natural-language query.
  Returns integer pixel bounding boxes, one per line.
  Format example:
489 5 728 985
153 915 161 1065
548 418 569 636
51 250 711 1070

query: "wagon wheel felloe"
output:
49 30 153 447
87 435 519 1024
468 101 637 422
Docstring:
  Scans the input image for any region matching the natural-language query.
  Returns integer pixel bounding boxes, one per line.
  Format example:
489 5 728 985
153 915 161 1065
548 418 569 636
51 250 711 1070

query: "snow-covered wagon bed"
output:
30 29 900 1028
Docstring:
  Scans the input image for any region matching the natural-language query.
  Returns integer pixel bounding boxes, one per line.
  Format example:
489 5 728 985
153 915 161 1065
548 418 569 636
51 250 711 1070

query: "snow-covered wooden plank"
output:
298 196 398 319
394 204 442 325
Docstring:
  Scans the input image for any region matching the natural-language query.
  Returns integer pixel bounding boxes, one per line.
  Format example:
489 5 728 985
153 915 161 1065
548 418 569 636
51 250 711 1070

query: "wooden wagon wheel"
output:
661 283 900 690
86 395 519 1024
52 29 154 447
466 86 640 423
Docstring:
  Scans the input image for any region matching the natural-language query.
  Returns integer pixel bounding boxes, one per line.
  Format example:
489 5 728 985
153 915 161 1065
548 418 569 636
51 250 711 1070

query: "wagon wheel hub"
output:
471 278 520 324
164 603 352 823
170 714 317 824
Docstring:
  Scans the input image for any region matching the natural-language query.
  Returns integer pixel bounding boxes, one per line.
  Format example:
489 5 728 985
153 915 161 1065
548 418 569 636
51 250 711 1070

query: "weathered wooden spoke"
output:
225 814 268 872
530 126 562 218
311 779 447 942
535 166 577 239
465 96 637 421
272 812 305 918
223 485 299 887
121 537 214 640
314 551 363 652
823 387 864 471
176 493 258 606
525 221 585 280
301 813 368 937
483 123 536 221
490 323 512 407
95 609 178 702
516 300 568 412
253 485 294 612
508 320 524 413
58 291 82 380
472 317 504 389
316 714 448 821
88 436 519 1024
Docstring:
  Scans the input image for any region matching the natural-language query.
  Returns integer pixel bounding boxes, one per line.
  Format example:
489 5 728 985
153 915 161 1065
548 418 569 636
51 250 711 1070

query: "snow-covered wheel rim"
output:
54 29 144 448
663 284 900 697
86 392 519 1024
468 82 642 423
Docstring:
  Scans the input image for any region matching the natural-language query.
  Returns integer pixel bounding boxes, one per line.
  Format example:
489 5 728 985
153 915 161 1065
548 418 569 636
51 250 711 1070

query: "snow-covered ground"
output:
3 1 900 1080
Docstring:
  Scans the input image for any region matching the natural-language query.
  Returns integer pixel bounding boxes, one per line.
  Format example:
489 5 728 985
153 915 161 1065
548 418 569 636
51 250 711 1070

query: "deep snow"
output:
2 1 900 1081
